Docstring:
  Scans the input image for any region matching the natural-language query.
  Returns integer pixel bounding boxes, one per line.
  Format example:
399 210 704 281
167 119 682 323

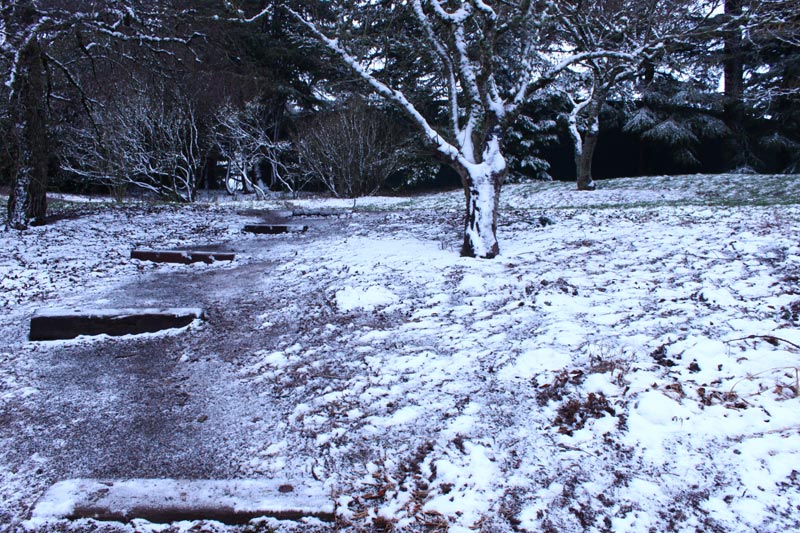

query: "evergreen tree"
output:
745 1 800 172
624 77 729 172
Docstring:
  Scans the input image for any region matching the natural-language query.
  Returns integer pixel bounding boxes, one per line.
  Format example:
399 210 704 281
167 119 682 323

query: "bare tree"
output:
231 1 653 258
1 1 198 228
554 0 723 189
61 86 202 202
211 100 293 197
562 67 628 190
291 98 407 198
2 4 49 227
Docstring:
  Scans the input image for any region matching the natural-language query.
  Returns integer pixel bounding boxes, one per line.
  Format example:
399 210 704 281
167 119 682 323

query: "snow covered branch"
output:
283 5 465 168
212 101 292 197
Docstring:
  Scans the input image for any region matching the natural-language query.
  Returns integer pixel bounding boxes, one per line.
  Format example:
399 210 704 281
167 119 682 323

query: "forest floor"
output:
1 174 800 532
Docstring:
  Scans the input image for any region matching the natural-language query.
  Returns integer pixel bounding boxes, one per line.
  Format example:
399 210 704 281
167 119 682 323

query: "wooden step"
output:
30 478 334 525
238 208 294 221
243 224 308 234
291 208 349 217
29 308 204 341
131 249 235 264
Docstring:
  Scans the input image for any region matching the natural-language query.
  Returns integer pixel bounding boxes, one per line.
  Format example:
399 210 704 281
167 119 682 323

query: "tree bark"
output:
460 170 503 258
576 90 606 191
723 0 747 170
577 125 599 191
7 36 49 229
455 138 507 259
567 104 585 187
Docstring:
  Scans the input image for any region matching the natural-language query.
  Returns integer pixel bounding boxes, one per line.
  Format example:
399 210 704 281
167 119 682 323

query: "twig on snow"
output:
725 334 800 351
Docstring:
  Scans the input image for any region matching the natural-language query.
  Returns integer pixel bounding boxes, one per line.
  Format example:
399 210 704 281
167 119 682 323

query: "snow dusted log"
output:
30 478 335 525
29 308 204 341
130 249 235 264
243 224 308 234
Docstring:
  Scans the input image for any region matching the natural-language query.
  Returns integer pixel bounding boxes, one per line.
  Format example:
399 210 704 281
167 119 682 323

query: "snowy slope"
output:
1 174 799 532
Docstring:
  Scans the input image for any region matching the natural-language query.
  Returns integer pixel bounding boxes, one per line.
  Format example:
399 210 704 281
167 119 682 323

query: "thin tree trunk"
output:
239 160 252 194
567 104 584 184
7 37 49 229
577 127 599 191
577 92 605 191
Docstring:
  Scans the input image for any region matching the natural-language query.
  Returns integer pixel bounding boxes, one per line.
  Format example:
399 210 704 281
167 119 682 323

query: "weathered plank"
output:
29 308 204 341
243 224 308 234
238 208 294 221
291 208 349 217
131 249 235 264
30 479 334 525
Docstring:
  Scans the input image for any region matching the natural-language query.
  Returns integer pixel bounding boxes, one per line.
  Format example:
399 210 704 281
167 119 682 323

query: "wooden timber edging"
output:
237 208 294 221
131 249 235 264
30 478 335 525
290 208 350 217
242 224 308 234
29 308 205 341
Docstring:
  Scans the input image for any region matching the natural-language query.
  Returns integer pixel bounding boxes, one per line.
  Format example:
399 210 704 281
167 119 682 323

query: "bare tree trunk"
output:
723 0 747 170
577 90 606 191
459 169 503 258
455 137 507 258
239 161 252 194
566 98 586 186
577 124 599 191
7 37 48 229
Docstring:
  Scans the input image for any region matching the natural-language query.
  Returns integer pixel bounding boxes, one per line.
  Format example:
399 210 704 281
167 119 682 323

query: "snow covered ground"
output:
1 174 799 532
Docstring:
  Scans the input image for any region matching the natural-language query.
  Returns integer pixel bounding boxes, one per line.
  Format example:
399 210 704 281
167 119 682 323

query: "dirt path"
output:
1 212 371 531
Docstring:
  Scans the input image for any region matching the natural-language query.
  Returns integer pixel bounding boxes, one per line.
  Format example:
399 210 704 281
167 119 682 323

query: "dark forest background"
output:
1 0 798 215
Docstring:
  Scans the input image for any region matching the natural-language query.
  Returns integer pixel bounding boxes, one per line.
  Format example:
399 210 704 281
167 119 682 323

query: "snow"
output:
2 174 800 532
335 286 398 312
